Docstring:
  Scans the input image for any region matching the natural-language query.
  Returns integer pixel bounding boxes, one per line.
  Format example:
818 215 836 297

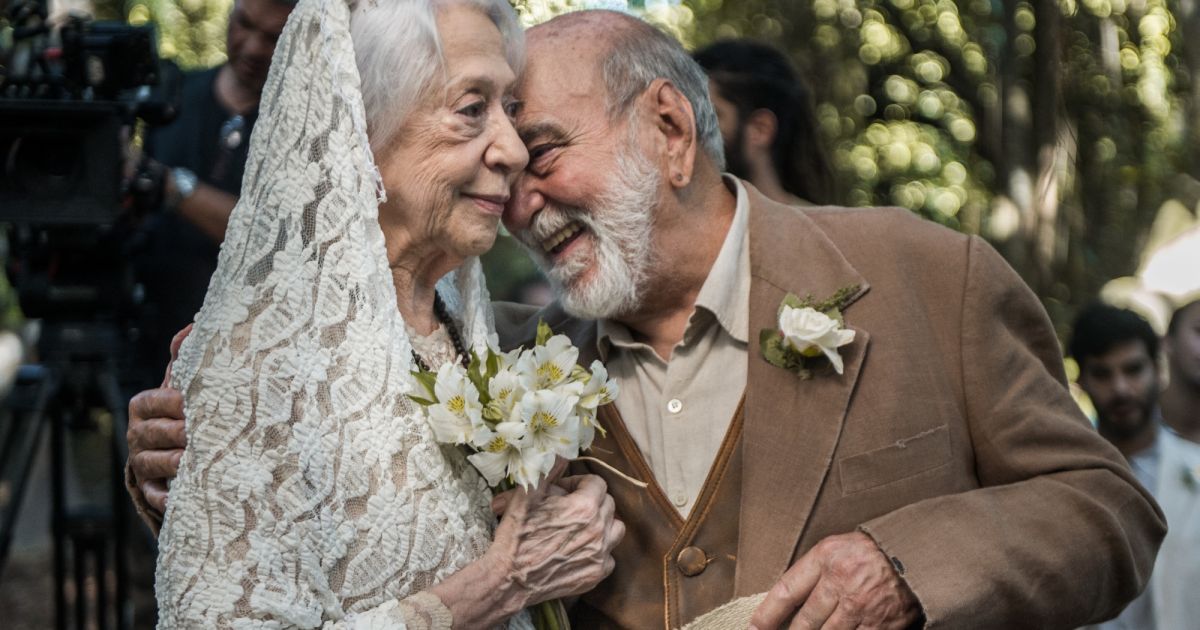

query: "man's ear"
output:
644 78 698 190
744 108 778 151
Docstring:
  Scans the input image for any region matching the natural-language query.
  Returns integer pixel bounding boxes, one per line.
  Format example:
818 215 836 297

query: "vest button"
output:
676 546 708 577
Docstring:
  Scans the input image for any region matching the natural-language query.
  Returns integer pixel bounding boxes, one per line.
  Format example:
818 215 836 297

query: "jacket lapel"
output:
734 187 871 594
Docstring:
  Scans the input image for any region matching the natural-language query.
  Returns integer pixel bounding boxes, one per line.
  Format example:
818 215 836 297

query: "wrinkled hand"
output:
487 469 625 607
751 532 920 630
126 325 191 515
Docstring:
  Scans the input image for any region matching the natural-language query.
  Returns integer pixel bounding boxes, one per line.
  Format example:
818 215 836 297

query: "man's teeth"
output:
542 223 582 253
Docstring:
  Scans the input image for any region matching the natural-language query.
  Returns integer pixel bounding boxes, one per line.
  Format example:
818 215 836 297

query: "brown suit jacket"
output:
494 183 1165 628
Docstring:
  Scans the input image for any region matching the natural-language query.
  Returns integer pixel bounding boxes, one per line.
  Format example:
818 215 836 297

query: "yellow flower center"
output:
447 396 466 416
531 410 559 430
486 436 508 453
538 363 564 386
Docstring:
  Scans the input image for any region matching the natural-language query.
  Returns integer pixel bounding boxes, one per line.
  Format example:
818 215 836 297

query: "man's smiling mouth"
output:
541 221 584 255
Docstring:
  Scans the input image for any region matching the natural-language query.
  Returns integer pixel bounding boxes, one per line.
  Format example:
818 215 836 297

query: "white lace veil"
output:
155 0 509 624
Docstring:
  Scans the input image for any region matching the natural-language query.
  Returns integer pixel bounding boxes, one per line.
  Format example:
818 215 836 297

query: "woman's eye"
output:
457 101 486 119
503 99 522 120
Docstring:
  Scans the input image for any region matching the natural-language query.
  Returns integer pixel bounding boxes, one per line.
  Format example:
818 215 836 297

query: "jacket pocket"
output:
838 425 952 495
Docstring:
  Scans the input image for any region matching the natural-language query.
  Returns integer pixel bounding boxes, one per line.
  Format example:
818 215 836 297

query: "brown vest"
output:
570 399 747 629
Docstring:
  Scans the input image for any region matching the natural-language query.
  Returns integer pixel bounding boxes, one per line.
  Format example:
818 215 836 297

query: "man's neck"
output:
615 175 737 360
1161 384 1200 443
215 65 262 116
1102 421 1159 458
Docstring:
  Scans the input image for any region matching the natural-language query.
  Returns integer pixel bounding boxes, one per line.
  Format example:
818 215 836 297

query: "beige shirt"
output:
598 176 750 516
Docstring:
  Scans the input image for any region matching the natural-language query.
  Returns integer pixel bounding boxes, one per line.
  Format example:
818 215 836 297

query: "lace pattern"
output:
154 0 526 627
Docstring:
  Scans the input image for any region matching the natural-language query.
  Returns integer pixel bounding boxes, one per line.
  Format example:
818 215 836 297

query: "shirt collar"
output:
595 174 751 359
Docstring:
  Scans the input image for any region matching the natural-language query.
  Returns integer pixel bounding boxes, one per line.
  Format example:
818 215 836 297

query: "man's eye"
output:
529 144 557 162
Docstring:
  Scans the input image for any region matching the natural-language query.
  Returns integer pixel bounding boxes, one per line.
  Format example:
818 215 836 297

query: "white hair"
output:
350 0 524 152
599 13 725 170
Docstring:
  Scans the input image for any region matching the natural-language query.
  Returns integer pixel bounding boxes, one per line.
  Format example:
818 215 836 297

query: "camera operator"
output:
134 0 294 385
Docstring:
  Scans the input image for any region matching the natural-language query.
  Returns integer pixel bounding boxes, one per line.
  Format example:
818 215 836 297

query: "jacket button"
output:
676 546 708 577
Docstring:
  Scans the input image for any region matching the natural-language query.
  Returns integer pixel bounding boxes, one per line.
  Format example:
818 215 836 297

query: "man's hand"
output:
126 325 191 516
750 532 920 630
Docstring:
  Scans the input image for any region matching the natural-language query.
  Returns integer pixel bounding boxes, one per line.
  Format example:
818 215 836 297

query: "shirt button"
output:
672 492 688 507
667 398 683 414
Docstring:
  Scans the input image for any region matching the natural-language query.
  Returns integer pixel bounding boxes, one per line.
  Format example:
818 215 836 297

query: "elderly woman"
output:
146 0 622 627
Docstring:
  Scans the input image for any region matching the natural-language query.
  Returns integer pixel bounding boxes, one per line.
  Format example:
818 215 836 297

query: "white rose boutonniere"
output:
760 285 861 379
779 306 856 374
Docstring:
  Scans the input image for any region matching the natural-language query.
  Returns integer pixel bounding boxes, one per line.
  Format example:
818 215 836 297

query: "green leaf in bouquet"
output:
411 370 439 401
485 350 500 379
536 319 553 346
407 394 437 407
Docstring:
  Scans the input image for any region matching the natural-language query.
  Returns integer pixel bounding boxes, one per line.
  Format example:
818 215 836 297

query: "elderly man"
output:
127 9 1164 629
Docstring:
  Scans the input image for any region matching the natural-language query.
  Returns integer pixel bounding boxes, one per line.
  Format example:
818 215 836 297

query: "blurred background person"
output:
693 38 834 206
1070 303 1161 630
1070 303 1163 460
1070 299 1200 630
1162 298 1200 440
1153 297 1200 630
132 0 294 388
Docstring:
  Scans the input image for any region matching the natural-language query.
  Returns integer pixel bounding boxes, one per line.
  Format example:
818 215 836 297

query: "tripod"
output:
0 319 134 630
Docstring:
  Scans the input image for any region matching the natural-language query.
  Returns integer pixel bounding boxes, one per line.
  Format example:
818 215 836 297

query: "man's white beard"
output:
523 147 660 320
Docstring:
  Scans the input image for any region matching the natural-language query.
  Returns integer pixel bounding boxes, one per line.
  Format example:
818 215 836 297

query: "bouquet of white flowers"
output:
410 321 622 630
410 321 619 490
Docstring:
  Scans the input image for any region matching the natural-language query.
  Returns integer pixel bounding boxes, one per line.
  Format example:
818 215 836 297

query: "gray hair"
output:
350 0 524 152
600 14 725 170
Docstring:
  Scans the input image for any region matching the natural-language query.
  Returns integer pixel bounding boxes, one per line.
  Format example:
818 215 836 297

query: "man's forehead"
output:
516 49 607 138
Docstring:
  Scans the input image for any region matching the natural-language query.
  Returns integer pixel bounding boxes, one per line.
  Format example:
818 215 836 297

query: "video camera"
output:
1 0 179 226
0 0 180 320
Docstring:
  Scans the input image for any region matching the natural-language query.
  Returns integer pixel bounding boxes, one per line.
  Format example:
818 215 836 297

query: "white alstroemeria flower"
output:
516 334 579 390
778 306 856 374
426 362 485 444
484 367 526 422
573 361 619 450
519 389 582 458
467 421 554 489
577 360 619 411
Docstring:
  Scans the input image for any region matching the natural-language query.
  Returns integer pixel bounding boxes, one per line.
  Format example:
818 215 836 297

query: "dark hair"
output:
1167 298 1200 338
1069 303 1159 365
693 39 834 205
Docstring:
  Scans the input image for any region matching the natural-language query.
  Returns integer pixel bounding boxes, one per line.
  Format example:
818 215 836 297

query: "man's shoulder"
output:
804 205 969 252
492 301 595 351
757 202 976 272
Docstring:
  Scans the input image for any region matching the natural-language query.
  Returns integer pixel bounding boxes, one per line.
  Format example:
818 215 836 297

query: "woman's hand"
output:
490 472 624 603
429 468 624 627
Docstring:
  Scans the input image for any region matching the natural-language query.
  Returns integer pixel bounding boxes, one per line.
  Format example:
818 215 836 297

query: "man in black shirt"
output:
135 0 294 384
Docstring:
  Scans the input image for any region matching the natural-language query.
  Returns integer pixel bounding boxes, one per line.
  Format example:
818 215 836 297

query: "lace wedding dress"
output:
154 0 529 627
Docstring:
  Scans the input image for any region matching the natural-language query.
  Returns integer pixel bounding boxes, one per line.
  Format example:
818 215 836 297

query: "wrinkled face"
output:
1078 340 1160 439
226 0 292 92
504 42 663 319
1167 302 1200 389
375 5 527 262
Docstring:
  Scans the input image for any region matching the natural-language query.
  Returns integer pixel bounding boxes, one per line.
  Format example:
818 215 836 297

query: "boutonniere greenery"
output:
760 284 862 379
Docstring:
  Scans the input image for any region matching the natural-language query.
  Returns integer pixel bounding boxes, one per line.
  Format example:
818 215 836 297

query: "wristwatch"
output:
167 167 199 212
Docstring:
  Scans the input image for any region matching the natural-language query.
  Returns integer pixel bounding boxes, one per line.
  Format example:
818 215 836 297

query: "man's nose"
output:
1111 374 1135 397
503 176 544 233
